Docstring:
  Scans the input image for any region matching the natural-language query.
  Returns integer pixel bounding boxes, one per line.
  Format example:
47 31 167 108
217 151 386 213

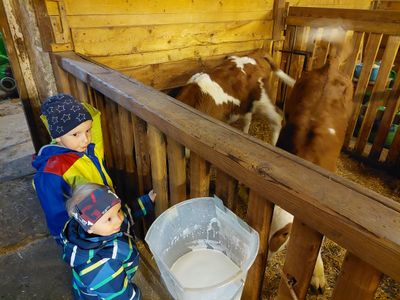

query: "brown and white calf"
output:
270 42 354 293
176 52 295 145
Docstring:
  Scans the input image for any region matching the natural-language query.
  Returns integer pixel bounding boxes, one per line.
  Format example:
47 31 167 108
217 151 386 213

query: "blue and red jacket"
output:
32 104 114 242
61 201 153 300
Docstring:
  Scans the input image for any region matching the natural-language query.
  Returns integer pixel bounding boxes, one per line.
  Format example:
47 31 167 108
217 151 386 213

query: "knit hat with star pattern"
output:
41 93 92 138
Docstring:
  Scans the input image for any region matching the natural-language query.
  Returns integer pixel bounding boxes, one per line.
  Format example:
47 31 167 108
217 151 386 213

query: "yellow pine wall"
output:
288 0 371 8
46 0 275 88
45 0 372 88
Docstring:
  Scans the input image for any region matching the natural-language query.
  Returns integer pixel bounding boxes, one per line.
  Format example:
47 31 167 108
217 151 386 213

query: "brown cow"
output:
271 38 354 293
176 51 295 145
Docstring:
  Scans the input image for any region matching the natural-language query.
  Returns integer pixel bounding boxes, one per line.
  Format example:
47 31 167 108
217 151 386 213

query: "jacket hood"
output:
32 144 77 171
62 219 123 267
61 218 131 268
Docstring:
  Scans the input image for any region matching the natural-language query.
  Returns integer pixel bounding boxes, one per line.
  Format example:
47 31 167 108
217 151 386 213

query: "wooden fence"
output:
50 51 400 300
279 7 400 171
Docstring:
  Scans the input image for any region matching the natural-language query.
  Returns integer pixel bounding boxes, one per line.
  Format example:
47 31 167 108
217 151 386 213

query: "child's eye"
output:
86 129 90 133
73 133 78 137
108 217 112 222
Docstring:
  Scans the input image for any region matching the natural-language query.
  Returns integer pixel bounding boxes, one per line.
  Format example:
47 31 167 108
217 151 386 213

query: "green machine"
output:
0 32 17 95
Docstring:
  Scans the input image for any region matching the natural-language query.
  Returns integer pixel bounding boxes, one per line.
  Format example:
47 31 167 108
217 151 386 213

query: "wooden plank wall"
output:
44 0 275 90
288 0 371 9
281 7 400 171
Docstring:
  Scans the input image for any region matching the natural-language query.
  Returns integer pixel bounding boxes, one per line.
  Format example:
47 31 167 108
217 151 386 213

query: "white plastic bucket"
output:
145 196 259 300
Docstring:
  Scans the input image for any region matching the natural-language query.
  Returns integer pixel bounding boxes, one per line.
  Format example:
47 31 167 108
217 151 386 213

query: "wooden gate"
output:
279 7 400 171
51 51 400 300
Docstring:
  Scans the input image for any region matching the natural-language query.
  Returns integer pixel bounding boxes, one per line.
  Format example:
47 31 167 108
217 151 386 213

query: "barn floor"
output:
247 117 400 300
0 98 167 300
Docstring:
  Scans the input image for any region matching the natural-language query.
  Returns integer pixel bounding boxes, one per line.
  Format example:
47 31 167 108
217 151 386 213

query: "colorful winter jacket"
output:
32 103 114 241
61 201 153 300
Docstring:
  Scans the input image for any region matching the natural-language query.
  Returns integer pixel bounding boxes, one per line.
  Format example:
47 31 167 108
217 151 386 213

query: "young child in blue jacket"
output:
32 93 115 244
61 183 155 300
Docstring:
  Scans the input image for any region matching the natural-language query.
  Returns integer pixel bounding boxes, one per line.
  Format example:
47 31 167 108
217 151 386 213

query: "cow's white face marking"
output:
328 128 336 135
188 73 241 106
229 56 257 74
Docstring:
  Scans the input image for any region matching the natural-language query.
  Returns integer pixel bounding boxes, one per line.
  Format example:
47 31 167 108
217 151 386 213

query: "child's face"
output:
87 203 124 236
56 120 93 152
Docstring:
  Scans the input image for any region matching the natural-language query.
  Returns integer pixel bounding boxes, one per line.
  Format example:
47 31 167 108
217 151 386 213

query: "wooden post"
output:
369 68 400 160
132 115 152 195
242 190 274 300
332 252 381 300
189 152 210 198
339 32 364 79
49 52 72 95
166 137 187 205
215 169 237 212
355 35 400 155
118 107 139 200
75 79 89 103
344 33 382 148
277 218 323 300
147 124 169 216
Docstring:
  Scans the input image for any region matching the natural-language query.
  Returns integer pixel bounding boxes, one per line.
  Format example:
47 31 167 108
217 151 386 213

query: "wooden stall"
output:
279 6 400 172
1 0 400 299
52 51 400 300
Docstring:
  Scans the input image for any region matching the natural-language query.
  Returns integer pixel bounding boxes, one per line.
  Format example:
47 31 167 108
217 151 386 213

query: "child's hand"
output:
148 190 156 202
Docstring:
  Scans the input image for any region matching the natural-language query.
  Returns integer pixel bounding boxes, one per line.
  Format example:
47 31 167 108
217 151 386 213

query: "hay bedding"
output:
244 118 400 299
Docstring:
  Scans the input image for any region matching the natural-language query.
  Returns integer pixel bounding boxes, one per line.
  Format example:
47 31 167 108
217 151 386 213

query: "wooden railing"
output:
50 52 400 300
280 7 400 170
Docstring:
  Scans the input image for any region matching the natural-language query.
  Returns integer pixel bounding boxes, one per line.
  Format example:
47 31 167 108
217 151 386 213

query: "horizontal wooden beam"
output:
287 7 400 35
57 52 400 282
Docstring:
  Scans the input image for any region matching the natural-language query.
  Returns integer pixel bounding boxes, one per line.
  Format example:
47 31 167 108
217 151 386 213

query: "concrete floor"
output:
0 99 168 299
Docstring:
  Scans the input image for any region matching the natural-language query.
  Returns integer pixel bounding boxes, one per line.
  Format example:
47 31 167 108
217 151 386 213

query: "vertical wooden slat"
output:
68 73 78 97
242 190 274 300
272 0 286 41
118 108 136 173
131 114 152 238
147 124 169 216
386 122 400 167
189 152 210 198
355 36 400 155
93 92 114 169
369 70 400 160
270 0 287 103
332 252 381 300
339 31 364 78
87 85 96 106
288 27 309 80
75 79 89 103
344 33 383 148
215 169 237 212
270 40 284 103
279 26 296 105
166 137 187 205
132 115 152 195
277 218 323 300
49 52 71 94
118 107 140 198
108 100 125 172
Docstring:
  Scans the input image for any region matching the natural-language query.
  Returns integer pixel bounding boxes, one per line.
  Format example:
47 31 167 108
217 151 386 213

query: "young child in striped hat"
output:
61 183 155 300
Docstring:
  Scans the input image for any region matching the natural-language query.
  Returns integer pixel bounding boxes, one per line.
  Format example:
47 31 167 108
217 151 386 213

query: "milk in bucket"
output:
145 196 259 300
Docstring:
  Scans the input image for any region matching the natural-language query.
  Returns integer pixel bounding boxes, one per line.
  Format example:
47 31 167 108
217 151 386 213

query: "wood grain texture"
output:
332 252 381 300
58 53 400 281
